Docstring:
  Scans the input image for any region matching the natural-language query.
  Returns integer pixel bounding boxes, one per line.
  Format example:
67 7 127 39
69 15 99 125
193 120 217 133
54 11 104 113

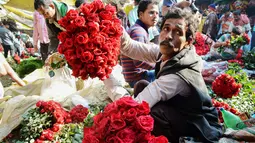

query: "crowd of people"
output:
0 0 254 142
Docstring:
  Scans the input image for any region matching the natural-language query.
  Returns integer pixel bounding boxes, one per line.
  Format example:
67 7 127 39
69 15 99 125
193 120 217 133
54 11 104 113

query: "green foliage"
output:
6 56 18 71
243 51 255 70
54 123 83 143
16 58 43 78
224 63 255 115
84 103 107 127
20 108 53 142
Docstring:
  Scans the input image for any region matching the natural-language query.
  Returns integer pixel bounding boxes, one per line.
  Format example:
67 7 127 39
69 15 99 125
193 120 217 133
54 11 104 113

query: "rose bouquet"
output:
83 97 168 143
193 32 211 56
58 0 123 80
212 73 242 98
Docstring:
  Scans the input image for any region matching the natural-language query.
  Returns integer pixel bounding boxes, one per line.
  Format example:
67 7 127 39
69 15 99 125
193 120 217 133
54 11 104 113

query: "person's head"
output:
233 10 241 21
34 0 56 19
2 20 9 29
208 3 216 12
231 26 243 37
75 0 87 8
135 0 141 6
159 7 199 60
25 41 34 48
137 0 159 28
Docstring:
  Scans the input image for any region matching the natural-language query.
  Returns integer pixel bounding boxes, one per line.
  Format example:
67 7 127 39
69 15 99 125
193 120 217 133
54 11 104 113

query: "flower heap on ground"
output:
212 73 242 98
34 101 88 143
83 97 168 143
212 99 240 123
193 32 210 56
58 0 123 80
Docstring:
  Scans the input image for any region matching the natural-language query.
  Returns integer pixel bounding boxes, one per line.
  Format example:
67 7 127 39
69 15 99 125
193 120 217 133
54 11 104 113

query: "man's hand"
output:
34 45 39 52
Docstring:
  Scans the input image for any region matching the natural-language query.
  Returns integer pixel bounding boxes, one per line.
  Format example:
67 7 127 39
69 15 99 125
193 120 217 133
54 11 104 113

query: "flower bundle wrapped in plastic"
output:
83 97 168 143
58 0 123 80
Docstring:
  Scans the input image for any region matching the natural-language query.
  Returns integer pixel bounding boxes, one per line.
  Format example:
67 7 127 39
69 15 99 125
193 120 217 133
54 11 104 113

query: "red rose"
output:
52 123 61 132
104 102 118 116
81 51 94 63
64 38 73 48
110 113 126 131
106 136 124 143
116 127 136 143
96 67 107 80
58 17 69 27
93 33 106 45
136 115 154 132
100 20 112 33
79 68 89 80
76 32 89 45
107 59 117 67
99 10 113 20
93 112 104 125
36 101 43 107
105 4 116 15
83 134 99 143
58 43 66 54
84 42 95 50
105 66 113 75
66 24 76 32
87 64 97 74
58 31 68 42
136 132 152 142
137 101 150 115
87 22 100 34
66 9 79 19
94 56 105 67
64 49 76 61
87 13 100 22
92 0 104 11
93 48 103 56
75 16 86 27
94 117 110 139
76 46 85 58
123 108 137 121
116 97 139 108
81 3 96 15
149 136 169 143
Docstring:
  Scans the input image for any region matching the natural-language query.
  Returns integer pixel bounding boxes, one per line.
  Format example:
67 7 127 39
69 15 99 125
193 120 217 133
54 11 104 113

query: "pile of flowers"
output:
58 0 123 80
193 32 211 56
83 97 168 143
212 99 240 123
2 100 89 143
212 73 242 98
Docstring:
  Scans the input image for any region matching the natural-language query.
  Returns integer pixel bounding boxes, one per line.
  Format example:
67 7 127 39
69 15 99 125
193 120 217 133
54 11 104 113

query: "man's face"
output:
139 3 159 28
37 4 56 19
159 18 188 60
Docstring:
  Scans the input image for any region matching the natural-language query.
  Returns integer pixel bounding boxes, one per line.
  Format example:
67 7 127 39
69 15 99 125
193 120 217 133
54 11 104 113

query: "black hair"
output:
135 0 141 5
75 0 87 8
160 7 199 40
34 0 52 10
25 41 34 48
232 26 242 35
137 0 158 18
233 10 241 16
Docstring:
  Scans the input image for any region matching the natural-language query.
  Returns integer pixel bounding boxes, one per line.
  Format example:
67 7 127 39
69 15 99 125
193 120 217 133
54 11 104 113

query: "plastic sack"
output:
202 60 228 83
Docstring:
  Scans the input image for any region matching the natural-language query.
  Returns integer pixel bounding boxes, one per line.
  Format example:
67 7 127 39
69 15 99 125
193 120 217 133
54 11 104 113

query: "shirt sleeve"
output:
120 29 160 63
135 74 191 108
33 12 39 46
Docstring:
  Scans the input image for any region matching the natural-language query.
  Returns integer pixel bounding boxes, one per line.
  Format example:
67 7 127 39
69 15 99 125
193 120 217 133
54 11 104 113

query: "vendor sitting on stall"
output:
213 26 243 60
120 6 222 143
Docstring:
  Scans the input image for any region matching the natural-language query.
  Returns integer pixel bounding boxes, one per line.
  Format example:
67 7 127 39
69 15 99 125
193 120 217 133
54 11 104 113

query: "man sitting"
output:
120 6 222 142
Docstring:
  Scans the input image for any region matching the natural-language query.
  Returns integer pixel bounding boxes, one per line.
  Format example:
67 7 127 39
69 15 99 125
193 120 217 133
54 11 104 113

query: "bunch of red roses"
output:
70 105 89 123
193 32 210 56
212 74 242 98
212 99 240 123
58 0 122 80
82 97 168 143
35 100 72 142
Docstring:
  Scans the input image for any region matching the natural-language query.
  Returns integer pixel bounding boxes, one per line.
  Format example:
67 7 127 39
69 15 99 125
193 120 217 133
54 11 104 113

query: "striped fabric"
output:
120 20 155 82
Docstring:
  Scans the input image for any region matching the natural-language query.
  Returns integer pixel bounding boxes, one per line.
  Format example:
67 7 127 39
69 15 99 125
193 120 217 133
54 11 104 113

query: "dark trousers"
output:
3 44 14 58
40 43 50 63
133 80 202 143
